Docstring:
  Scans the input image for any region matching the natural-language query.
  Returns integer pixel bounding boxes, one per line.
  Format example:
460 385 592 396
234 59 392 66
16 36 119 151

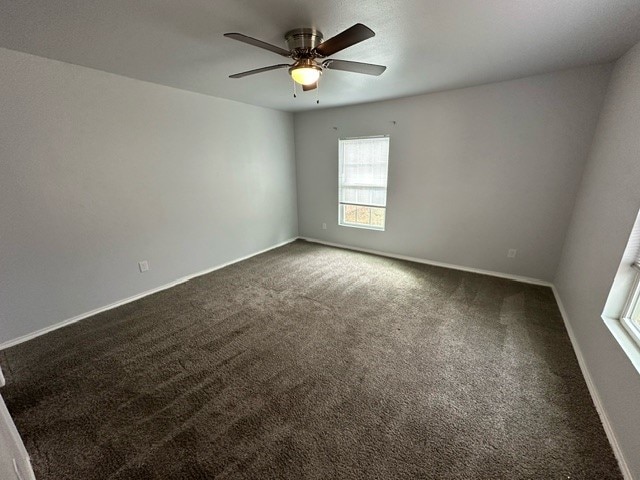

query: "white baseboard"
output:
551 286 633 480
0 237 298 351
299 237 552 287
0 395 36 480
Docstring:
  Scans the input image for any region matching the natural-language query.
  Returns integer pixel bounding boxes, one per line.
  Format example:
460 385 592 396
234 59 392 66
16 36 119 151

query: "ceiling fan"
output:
224 24 386 92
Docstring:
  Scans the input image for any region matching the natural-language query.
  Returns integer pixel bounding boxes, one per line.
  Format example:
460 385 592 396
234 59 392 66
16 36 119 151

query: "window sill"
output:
602 315 640 375
338 222 385 231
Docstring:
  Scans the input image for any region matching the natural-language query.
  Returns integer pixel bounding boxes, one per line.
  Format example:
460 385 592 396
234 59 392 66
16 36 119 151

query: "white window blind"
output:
338 136 390 230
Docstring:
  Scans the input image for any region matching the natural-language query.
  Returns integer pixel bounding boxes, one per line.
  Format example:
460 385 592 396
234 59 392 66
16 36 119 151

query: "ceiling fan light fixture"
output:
289 64 322 85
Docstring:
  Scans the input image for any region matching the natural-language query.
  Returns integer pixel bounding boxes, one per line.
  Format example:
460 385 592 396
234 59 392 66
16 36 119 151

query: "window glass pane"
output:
356 205 370 224
344 204 357 223
339 204 385 230
370 207 385 227
631 299 640 326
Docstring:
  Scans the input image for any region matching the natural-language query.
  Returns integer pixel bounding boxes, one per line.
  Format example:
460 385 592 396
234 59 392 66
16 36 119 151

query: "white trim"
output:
551 287 633 480
0 280 186 351
340 134 390 140
0 396 36 480
299 237 552 287
605 315 640 378
0 237 298 351
621 316 640 357
620 271 640 356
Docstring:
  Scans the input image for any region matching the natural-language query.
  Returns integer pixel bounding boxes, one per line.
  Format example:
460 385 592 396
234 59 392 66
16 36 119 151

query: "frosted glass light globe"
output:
290 66 321 85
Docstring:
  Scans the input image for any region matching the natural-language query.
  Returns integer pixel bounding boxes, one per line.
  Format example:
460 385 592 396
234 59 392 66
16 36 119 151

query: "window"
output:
602 211 640 375
338 136 390 230
622 260 640 347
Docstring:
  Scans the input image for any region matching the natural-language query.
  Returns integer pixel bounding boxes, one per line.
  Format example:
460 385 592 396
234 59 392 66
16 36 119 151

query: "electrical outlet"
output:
138 260 149 272
507 249 517 258
322 223 327 230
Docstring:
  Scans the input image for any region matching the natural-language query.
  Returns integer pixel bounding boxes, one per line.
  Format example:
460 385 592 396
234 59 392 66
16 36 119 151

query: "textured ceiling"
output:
0 0 639 112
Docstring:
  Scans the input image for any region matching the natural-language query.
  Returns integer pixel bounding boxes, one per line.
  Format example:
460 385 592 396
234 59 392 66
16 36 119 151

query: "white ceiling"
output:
1 0 639 112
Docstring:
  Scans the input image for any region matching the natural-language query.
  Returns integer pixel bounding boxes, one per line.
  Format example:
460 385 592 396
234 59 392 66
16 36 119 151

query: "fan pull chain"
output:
293 80 297 98
316 79 320 105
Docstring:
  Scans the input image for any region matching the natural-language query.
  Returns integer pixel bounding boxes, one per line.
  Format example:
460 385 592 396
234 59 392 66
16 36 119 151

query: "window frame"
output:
621 264 640 347
337 135 390 232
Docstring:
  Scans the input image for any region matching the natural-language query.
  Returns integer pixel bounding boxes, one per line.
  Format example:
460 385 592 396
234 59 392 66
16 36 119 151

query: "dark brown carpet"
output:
0 240 621 479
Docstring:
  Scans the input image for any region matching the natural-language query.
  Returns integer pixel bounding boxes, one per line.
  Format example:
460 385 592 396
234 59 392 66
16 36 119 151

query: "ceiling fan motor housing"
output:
285 28 324 57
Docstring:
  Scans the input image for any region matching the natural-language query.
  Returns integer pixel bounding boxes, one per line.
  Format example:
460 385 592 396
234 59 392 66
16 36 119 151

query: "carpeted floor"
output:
0 240 621 479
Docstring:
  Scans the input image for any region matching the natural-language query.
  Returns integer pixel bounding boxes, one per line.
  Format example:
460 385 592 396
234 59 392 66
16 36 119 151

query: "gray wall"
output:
554 42 640 477
0 47 298 345
294 65 612 281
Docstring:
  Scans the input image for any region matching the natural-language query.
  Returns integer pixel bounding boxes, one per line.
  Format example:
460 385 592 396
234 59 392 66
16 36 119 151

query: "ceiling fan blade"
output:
229 64 291 79
314 24 375 57
323 59 386 76
302 81 318 91
224 33 291 57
